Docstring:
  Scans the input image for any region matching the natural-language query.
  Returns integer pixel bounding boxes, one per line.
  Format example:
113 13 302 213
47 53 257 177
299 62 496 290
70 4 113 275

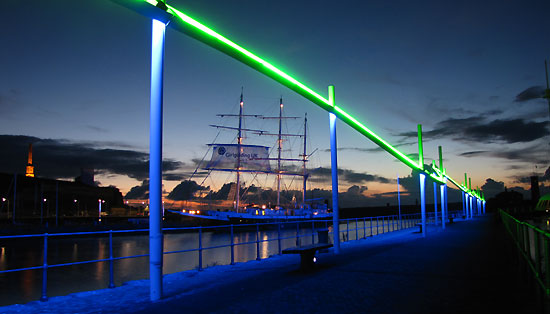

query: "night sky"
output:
1 0 549 205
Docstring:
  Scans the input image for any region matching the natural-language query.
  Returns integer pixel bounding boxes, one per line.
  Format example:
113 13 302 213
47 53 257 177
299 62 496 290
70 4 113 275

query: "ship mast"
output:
259 101 304 209
236 90 243 212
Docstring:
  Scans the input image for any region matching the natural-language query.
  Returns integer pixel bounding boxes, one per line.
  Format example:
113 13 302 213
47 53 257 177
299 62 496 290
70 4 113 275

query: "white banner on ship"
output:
206 144 271 171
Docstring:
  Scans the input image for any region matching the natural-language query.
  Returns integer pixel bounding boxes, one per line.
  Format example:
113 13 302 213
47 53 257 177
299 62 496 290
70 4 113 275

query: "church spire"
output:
26 143 34 177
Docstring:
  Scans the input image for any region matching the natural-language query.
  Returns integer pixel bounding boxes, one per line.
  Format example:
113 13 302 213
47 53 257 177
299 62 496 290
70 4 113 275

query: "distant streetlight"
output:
43 198 49 220
2 198 8 219
98 199 105 222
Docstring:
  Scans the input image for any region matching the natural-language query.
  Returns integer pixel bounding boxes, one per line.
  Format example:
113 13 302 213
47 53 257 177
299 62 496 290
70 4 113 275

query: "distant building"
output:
0 172 123 221
75 168 95 186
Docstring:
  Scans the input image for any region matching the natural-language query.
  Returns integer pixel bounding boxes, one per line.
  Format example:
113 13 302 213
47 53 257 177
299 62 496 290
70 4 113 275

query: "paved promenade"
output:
137 215 536 314
2 214 538 313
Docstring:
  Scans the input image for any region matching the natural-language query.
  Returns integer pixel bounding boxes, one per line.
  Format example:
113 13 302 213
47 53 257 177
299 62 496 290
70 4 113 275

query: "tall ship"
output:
166 91 331 224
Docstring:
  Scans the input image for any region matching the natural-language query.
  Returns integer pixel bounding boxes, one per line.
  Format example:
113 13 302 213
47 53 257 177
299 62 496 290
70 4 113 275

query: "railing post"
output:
363 217 366 239
40 233 48 302
525 225 531 262
198 227 203 271
277 223 282 255
230 225 235 265
296 222 300 246
355 218 359 240
376 217 379 235
370 217 373 236
109 231 115 288
256 223 261 261
312 221 315 244
515 223 523 253
346 220 349 241
545 237 550 297
535 232 541 278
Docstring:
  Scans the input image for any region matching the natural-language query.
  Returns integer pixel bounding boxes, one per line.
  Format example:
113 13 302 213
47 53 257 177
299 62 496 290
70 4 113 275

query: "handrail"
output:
0 211 461 303
500 209 550 297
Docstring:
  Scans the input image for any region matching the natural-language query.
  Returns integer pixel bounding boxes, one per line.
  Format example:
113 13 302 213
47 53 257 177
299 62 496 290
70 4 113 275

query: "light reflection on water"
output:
0 218 407 306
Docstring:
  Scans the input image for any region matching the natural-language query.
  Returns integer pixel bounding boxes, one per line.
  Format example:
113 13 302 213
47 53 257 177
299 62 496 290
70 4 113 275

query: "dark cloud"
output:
322 141 418 154
125 180 149 199
85 125 109 133
511 167 550 185
460 151 488 157
485 109 503 115
0 135 184 181
167 180 207 200
322 147 379 153
465 119 547 143
543 167 550 181
163 173 189 181
481 178 505 199
460 144 548 165
398 117 479 139
400 117 548 144
308 167 393 185
347 185 368 194
515 86 546 102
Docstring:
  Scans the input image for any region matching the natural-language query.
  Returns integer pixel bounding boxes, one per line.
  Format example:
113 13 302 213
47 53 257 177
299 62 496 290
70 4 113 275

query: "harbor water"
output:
0 217 410 306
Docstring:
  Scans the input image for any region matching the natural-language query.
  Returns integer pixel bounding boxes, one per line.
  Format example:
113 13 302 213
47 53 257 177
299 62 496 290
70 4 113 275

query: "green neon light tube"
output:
160 2 424 171
114 0 477 186
417 125 424 171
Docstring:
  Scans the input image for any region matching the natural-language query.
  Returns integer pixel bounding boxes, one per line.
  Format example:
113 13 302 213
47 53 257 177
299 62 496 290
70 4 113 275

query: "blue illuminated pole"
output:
397 174 402 228
480 198 483 215
433 182 438 226
440 185 445 229
437 147 445 229
469 195 473 218
461 191 465 218
420 174 426 237
417 125 426 236
469 196 473 218
329 85 340 254
444 183 448 224
464 192 471 219
149 18 165 301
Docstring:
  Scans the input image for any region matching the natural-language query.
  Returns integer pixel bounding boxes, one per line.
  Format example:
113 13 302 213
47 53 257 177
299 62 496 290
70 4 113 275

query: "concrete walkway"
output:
134 215 537 314
1 214 538 313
